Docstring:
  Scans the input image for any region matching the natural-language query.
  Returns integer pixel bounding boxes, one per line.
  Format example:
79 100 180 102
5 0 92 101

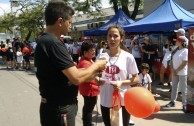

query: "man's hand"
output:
94 59 107 71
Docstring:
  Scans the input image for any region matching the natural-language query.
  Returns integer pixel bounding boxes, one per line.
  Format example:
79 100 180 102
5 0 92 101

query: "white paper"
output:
96 52 109 61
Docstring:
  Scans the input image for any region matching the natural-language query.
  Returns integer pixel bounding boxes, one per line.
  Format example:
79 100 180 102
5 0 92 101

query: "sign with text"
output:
187 27 194 104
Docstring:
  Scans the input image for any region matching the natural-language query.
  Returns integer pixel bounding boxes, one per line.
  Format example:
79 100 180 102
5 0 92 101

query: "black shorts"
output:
6 52 14 61
1 51 6 57
24 54 30 62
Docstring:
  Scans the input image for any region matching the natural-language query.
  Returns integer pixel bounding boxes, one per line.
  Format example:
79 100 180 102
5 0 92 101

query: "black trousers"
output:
82 96 97 126
40 102 78 126
101 105 130 126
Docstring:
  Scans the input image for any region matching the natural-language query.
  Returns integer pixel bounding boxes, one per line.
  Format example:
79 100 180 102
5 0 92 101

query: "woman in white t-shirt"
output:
159 36 175 85
165 36 188 113
130 37 142 70
98 25 139 126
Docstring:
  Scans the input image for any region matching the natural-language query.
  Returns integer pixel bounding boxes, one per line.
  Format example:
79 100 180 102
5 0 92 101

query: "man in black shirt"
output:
34 1 107 126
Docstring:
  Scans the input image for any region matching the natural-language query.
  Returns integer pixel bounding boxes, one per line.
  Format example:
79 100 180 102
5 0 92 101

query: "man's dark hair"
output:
45 0 75 25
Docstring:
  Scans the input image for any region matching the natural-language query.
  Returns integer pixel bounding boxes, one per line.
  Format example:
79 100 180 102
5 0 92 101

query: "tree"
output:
110 0 143 20
14 0 46 41
65 0 143 20
0 0 143 41
0 0 46 41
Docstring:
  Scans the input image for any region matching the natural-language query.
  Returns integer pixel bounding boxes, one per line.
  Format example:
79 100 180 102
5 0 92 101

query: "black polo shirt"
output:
142 43 155 62
34 33 78 105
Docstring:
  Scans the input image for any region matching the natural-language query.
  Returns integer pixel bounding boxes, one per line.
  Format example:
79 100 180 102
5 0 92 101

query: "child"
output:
138 63 152 92
16 47 23 70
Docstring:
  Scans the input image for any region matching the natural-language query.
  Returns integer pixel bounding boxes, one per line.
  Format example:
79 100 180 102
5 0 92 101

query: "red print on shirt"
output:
105 65 120 81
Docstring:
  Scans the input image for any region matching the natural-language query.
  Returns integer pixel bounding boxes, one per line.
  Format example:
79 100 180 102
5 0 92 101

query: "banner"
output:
187 27 194 104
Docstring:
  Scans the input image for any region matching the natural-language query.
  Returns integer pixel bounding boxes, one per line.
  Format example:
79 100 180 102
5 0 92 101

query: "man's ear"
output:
57 18 63 27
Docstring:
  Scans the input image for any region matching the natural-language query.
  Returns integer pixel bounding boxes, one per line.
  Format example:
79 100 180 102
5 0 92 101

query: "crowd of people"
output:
0 38 35 70
0 0 189 126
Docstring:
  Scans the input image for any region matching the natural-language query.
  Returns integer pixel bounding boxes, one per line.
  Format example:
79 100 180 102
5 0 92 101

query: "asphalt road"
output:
0 64 194 126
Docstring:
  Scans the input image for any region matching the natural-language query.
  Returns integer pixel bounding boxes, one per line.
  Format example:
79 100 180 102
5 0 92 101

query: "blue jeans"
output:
40 102 78 126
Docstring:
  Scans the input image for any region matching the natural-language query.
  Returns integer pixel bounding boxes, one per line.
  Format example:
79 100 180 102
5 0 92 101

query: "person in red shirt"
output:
77 41 100 126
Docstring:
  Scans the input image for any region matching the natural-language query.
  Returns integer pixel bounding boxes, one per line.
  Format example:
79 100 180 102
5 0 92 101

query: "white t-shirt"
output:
100 50 139 107
125 39 131 48
131 45 141 58
162 47 172 68
6 43 13 52
16 51 23 63
172 48 188 75
162 45 177 68
72 45 78 54
138 73 152 89
99 48 104 54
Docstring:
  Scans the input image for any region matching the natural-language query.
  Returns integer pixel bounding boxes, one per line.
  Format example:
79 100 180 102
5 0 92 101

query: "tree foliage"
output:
65 0 143 19
0 0 46 41
0 0 143 41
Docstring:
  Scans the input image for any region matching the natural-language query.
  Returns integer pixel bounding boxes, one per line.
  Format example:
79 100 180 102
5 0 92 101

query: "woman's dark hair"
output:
80 41 95 56
45 0 75 25
164 36 174 49
167 36 174 44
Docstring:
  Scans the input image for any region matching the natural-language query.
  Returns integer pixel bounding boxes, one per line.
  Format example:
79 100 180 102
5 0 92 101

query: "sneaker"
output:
129 120 135 125
182 105 187 113
158 82 164 85
165 101 175 108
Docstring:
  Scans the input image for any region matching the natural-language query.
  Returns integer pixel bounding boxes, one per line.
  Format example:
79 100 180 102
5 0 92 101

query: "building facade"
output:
69 0 194 40
70 7 143 40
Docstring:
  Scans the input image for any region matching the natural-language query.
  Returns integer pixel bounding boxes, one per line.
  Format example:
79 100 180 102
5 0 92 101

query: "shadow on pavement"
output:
145 113 194 123
92 110 103 123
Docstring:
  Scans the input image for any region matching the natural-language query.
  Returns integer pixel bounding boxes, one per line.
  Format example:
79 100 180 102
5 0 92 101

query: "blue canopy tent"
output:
84 9 135 36
124 0 194 33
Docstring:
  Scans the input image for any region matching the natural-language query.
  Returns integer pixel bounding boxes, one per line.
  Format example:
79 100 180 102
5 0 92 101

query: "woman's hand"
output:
110 81 123 90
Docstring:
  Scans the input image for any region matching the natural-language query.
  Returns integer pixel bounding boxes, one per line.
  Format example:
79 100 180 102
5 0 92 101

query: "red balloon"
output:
154 101 160 113
1 48 6 52
124 87 155 118
22 47 29 53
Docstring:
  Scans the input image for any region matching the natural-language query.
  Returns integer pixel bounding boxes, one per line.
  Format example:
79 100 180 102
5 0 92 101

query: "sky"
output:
0 0 111 16
0 0 11 15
